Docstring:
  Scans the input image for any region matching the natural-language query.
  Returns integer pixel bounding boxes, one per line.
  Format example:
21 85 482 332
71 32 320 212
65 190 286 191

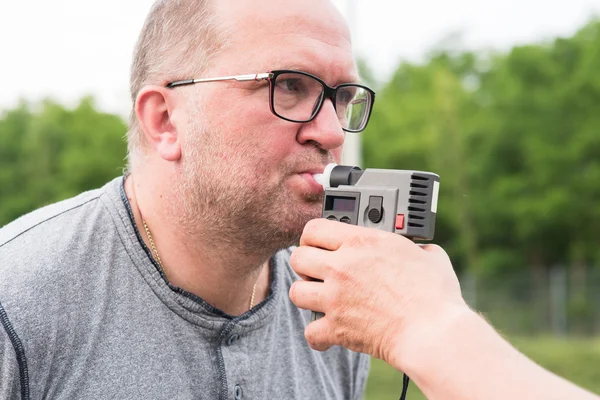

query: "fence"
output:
460 267 600 337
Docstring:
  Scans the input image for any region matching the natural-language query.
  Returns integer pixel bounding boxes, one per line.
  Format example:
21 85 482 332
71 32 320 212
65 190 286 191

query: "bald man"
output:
0 0 374 399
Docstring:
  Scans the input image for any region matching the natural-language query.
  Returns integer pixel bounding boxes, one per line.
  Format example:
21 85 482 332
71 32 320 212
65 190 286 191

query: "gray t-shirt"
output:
0 177 370 400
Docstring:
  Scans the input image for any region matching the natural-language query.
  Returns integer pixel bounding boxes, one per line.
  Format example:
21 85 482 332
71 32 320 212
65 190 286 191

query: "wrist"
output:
385 302 477 375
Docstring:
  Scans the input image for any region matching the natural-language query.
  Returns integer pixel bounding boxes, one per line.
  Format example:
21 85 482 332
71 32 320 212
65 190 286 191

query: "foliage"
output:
0 97 127 226
362 18 600 274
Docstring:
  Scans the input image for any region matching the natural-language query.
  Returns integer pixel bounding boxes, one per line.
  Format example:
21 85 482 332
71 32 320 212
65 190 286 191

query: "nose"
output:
295 99 345 151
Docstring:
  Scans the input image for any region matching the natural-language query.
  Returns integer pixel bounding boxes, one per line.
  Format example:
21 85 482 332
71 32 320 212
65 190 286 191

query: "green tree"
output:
0 97 127 227
362 18 600 280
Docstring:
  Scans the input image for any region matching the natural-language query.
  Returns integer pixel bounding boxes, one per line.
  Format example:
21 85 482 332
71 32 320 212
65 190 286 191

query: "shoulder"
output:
0 184 106 249
0 177 125 339
0 181 115 280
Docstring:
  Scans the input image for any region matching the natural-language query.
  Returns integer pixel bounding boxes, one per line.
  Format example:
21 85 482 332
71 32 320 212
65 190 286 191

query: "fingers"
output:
299 218 362 250
290 245 331 281
289 280 326 312
304 317 333 352
301 218 419 252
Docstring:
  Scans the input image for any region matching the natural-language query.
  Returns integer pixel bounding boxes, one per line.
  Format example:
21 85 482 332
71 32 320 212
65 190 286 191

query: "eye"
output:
276 78 302 93
337 87 356 105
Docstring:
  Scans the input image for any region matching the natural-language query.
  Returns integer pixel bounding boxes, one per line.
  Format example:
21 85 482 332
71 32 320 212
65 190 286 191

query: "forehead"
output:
212 0 358 84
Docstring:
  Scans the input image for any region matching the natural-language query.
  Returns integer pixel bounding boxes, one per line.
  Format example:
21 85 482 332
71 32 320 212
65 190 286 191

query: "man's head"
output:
128 0 224 163
128 0 372 252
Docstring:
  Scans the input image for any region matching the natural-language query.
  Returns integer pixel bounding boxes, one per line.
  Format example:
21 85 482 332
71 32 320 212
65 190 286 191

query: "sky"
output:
0 0 599 117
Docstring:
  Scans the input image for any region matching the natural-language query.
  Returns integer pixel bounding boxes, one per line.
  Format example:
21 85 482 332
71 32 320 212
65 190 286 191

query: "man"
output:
0 0 374 399
289 219 600 400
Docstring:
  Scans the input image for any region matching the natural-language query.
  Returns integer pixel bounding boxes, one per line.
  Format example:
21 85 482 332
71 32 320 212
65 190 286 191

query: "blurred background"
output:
1 1 600 399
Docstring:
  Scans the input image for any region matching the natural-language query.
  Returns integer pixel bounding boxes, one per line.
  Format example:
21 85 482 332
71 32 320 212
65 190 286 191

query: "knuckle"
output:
327 255 353 282
314 256 337 280
302 218 321 238
332 322 349 345
322 284 341 313
344 234 365 248
344 230 379 248
333 266 352 285
322 257 337 275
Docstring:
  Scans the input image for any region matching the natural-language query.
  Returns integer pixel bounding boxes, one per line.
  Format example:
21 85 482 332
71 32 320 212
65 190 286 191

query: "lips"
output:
298 172 325 193
285 162 332 195
297 166 328 175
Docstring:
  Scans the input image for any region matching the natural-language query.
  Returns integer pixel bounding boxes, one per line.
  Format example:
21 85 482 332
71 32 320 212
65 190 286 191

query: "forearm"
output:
289 223 598 399
393 308 599 400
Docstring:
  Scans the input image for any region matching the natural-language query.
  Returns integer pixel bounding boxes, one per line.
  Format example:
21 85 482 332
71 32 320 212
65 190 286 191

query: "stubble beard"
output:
171 118 330 260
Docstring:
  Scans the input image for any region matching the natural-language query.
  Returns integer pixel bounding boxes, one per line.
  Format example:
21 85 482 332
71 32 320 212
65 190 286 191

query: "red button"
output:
395 214 405 230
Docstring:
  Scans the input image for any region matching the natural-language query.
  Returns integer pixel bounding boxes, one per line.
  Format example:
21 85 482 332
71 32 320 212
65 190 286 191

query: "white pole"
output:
341 0 363 168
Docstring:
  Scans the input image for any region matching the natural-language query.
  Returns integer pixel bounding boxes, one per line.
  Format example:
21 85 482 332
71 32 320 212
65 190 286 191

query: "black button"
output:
327 215 337 221
234 385 243 400
368 196 384 223
227 334 239 346
340 216 351 223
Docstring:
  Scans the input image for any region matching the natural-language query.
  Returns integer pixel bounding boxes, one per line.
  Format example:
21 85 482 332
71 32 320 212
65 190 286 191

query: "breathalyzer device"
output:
310 163 440 322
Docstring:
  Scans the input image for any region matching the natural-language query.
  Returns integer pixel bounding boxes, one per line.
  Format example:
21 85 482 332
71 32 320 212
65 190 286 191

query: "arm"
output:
288 218 599 400
395 306 598 400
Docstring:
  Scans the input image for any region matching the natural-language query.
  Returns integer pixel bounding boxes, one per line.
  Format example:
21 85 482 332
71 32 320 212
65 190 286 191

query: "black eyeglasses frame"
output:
165 69 376 133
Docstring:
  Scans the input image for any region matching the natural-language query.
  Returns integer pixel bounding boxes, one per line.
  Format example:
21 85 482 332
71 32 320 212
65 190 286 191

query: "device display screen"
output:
331 197 356 212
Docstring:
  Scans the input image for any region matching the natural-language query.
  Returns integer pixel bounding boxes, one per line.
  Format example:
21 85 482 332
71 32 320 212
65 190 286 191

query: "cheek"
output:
209 129 291 183
234 118 298 162
203 92 304 172
247 137 293 173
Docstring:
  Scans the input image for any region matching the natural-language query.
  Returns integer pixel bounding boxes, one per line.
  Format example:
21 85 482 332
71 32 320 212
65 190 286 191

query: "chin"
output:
275 201 321 236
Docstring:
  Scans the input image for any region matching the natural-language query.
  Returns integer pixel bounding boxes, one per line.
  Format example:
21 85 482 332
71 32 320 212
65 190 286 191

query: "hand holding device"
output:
310 163 440 321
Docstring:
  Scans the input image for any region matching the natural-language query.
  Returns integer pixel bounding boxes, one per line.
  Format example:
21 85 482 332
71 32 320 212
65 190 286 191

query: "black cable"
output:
399 373 410 400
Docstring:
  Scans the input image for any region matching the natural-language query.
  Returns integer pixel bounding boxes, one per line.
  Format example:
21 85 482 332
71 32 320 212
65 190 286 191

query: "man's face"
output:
174 0 359 250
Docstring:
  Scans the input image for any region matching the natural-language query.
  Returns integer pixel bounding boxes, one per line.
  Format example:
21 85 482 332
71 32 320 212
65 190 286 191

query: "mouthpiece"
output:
312 163 337 188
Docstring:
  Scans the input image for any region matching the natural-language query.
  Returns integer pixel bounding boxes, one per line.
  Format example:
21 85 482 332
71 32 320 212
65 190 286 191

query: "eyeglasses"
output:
166 69 375 133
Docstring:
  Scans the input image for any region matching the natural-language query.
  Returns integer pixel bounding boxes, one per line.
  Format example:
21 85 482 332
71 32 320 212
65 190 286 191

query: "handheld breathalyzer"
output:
310 163 440 322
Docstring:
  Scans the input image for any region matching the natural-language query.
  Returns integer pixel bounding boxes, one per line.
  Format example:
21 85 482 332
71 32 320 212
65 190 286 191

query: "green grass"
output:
364 336 600 400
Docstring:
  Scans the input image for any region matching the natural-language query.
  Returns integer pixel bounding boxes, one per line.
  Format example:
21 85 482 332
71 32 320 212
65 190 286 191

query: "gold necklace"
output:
142 219 166 275
142 219 259 310
249 280 257 309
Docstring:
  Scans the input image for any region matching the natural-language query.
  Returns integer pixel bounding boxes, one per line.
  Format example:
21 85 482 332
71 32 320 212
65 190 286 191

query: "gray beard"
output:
177 169 322 255
170 126 331 262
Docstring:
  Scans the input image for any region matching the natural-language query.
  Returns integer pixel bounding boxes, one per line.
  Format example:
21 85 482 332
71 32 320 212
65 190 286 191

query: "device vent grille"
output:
408 174 431 228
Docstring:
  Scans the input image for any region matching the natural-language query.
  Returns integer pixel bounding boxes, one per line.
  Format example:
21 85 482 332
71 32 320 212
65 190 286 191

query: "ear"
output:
135 86 182 162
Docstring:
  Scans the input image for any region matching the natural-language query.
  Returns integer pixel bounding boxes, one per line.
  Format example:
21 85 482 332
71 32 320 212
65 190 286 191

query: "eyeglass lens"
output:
272 72 371 131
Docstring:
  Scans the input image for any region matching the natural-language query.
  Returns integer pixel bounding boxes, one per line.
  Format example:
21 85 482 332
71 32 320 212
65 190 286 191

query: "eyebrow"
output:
285 66 361 86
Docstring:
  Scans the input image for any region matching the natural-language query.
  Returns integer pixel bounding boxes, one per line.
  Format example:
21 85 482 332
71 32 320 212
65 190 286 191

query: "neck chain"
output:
142 219 166 275
141 219 260 310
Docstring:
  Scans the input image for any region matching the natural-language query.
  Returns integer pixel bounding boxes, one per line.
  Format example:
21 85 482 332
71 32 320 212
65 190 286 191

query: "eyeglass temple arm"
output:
166 73 273 88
